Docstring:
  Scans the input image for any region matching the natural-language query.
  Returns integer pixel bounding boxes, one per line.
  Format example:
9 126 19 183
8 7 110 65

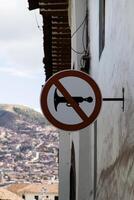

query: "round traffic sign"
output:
40 70 102 131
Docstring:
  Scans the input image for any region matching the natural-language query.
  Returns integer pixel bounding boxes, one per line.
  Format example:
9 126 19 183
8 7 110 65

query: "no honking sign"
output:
40 70 102 131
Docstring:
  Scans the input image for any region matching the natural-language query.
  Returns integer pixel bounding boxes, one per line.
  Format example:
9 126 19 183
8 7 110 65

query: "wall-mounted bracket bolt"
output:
103 87 125 112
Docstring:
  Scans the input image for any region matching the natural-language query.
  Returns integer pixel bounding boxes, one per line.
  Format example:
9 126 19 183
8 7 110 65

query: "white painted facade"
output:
59 0 93 200
20 192 41 200
19 192 57 200
59 0 134 199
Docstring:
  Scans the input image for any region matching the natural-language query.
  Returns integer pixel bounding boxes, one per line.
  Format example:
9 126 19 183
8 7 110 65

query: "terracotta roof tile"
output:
0 188 22 200
7 183 58 195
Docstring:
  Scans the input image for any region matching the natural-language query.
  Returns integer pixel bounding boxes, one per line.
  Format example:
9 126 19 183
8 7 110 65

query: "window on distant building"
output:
99 0 105 59
34 196 39 200
55 196 58 200
22 194 25 199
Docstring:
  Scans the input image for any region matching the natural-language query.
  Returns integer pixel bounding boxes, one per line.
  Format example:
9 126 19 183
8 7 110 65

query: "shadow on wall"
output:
96 145 134 200
70 142 76 200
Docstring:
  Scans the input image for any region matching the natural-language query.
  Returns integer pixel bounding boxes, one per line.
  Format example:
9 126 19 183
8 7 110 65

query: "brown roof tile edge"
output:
27 0 71 81
7 183 58 194
28 0 39 10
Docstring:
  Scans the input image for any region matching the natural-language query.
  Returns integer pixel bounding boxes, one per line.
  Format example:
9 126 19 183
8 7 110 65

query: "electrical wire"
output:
71 14 90 55
34 11 42 31
71 14 88 54
82 19 87 52
82 15 90 54
71 14 87 38
73 14 90 68
71 47 86 55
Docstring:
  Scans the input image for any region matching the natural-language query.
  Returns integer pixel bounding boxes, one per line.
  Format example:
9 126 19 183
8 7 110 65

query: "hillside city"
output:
0 105 59 187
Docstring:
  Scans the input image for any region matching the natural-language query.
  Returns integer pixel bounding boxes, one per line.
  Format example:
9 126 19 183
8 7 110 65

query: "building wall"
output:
20 193 41 200
20 192 57 200
59 133 70 200
70 0 94 199
89 0 134 199
70 0 86 199
60 0 134 199
59 0 94 200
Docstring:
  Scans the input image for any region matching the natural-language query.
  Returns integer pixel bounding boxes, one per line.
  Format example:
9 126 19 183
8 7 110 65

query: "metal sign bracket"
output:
103 88 125 112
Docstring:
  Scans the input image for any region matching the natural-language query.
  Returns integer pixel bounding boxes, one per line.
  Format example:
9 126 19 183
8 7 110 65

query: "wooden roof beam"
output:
28 0 39 10
40 10 68 16
40 4 68 10
52 54 70 57
52 24 69 28
52 17 68 22
40 0 67 3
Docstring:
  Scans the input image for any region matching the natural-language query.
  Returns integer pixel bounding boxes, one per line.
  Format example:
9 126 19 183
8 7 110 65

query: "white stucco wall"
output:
59 132 70 200
20 193 41 200
59 0 94 199
71 0 87 70
71 0 94 200
89 0 134 199
78 127 93 200
20 192 57 200
60 0 134 199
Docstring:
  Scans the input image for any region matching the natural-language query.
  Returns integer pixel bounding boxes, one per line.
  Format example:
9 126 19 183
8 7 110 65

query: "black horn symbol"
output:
54 88 93 111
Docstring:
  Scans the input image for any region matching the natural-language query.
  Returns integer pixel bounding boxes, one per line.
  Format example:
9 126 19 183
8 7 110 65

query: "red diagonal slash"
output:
54 80 89 122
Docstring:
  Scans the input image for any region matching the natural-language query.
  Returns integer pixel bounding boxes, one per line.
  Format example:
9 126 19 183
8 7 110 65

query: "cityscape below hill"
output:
0 104 59 185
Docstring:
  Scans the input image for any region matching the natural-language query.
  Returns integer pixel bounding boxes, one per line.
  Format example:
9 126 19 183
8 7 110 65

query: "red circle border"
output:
40 70 102 131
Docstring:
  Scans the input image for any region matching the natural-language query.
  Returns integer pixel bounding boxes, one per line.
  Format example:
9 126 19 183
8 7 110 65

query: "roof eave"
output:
28 0 39 10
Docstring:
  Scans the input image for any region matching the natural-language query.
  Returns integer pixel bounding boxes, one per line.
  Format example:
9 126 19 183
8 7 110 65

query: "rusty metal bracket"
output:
103 88 125 112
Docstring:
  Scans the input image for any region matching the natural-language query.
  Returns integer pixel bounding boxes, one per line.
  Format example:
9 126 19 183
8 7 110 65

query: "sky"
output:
0 0 44 112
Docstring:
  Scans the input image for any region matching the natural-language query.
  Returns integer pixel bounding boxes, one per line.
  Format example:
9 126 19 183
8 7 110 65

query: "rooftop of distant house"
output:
7 182 58 194
0 188 21 200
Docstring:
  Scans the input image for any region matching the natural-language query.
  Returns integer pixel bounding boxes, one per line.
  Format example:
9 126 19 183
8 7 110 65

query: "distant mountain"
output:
0 104 59 183
0 104 46 131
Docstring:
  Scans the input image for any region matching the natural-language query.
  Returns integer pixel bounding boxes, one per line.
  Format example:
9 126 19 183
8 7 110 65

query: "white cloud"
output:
0 0 44 110
0 67 40 79
1 0 17 10
0 0 44 78
0 39 43 71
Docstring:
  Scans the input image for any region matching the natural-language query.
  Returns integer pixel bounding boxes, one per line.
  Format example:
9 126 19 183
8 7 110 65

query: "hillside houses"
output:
0 188 21 200
7 183 58 200
27 0 134 199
